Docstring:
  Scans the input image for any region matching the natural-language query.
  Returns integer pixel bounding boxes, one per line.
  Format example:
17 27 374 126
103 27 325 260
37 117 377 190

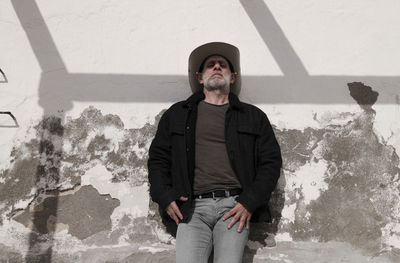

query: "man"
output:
148 42 282 263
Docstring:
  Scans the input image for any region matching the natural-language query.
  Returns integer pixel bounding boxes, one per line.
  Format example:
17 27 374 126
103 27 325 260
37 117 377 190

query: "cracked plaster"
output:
0 84 399 261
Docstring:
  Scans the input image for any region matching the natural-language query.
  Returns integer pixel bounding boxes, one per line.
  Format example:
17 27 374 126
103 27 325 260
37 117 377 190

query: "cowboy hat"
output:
188 42 241 95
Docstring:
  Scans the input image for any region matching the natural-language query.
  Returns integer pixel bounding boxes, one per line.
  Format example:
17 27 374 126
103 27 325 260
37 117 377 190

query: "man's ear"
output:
230 72 237 84
196 72 203 84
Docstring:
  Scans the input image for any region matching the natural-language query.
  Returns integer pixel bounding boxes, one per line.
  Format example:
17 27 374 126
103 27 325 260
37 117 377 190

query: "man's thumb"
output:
179 196 188 201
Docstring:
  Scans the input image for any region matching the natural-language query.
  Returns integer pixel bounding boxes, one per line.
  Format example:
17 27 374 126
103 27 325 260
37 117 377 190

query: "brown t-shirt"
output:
193 100 242 195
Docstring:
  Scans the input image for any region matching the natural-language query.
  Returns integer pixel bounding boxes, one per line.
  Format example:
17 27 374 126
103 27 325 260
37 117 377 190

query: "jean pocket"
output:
226 195 238 208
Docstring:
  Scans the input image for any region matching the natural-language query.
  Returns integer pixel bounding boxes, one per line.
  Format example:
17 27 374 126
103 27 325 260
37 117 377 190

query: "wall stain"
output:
13 185 119 240
0 106 164 243
348 82 379 113
0 243 23 263
306 107 399 254
275 84 400 257
0 106 159 216
0 116 65 224
61 106 160 185
1 85 400 257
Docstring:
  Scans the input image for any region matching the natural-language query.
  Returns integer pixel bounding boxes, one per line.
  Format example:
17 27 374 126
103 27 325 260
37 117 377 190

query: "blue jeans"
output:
176 195 249 263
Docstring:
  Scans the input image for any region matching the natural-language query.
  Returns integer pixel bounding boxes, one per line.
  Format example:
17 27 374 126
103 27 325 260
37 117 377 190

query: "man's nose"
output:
213 63 222 70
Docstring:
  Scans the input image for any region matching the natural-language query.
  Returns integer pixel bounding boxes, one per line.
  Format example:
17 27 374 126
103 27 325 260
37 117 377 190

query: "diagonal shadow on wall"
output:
9 0 400 262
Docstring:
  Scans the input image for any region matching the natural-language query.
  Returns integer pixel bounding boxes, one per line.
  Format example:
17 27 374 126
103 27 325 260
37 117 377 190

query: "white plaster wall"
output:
1 0 400 261
1 0 399 128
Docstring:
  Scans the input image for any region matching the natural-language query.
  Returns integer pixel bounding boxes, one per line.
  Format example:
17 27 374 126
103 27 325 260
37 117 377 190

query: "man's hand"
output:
222 201 252 232
166 196 188 224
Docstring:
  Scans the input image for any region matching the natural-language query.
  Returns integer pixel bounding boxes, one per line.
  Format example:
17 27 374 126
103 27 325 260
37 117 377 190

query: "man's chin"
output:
204 85 229 92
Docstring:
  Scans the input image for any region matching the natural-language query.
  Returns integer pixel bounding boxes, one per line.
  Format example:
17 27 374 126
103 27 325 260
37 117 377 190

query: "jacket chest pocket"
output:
169 122 186 151
236 124 260 150
237 125 261 137
236 124 260 173
169 122 185 136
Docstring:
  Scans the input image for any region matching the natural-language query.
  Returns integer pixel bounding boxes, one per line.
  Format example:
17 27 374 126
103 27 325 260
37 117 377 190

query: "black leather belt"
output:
193 188 242 199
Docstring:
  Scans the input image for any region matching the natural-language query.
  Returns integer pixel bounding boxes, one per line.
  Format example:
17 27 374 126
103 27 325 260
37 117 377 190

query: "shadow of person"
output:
23 116 64 263
147 198 178 239
244 169 286 262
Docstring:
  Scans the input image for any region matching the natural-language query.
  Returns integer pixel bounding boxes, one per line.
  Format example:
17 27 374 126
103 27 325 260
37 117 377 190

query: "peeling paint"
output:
81 164 150 223
285 160 329 205
0 243 23 263
0 106 160 218
13 185 120 240
0 84 399 260
272 84 400 258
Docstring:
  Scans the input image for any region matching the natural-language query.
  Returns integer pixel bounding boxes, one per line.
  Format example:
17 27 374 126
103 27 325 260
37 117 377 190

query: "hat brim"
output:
188 42 241 95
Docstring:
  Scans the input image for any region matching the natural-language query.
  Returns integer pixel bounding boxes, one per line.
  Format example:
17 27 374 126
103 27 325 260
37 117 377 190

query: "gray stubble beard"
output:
203 74 231 93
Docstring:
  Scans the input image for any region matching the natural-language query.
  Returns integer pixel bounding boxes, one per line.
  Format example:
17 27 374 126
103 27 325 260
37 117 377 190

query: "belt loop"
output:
225 190 230 197
212 191 216 200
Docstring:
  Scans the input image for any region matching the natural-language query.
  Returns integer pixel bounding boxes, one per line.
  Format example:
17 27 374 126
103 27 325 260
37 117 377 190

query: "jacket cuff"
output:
235 193 260 214
157 188 180 212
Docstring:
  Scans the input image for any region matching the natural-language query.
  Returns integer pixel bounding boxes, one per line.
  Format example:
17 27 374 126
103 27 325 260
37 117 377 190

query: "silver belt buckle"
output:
225 190 230 197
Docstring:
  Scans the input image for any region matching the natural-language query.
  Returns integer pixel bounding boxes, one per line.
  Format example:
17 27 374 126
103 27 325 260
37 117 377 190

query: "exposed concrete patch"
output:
0 106 166 256
81 216 160 248
0 243 24 263
0 105 160 209
81 164 150 223
62 106 158 186
0 116 65 226
47 244 175 263
275 127 326 173
0 106 161 224
124 217 161 245
307 110 399 253
12 185 120 240
121 249 175 263
275 85 400 256
1 90 399 259
246 241 399 263
262 84 400 257
0 158 38 211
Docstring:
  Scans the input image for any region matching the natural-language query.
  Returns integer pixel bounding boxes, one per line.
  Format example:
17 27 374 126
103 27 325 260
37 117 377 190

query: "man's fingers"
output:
168 201 183 219
171 213 179 224
222 211 231 221
246 216 251 229
227 214 241 229
166 201 183 223
172 205 183 220
179 196 188 201
166 209 178 224
223 207 237 221
169 201 183 220
237 217 246 232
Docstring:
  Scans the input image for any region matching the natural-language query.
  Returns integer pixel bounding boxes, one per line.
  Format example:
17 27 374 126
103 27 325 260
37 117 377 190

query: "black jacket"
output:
147 91 282 222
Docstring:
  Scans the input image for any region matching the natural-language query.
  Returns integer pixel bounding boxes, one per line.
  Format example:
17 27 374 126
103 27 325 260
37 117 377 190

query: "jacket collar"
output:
183 90 243 110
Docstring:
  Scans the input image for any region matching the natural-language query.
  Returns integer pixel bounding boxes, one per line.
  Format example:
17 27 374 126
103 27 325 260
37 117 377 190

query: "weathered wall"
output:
1 0 400 262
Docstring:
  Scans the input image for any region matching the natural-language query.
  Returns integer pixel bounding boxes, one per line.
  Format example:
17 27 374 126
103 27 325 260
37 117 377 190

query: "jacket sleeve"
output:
147 110 179 211
236 112 282 214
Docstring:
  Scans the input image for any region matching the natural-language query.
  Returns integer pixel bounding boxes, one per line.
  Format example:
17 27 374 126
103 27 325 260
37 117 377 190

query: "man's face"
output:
197 55 236 92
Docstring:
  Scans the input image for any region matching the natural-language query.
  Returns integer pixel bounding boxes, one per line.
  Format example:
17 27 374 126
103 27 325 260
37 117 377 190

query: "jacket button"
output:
186 147 189 152
186 126 190 130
